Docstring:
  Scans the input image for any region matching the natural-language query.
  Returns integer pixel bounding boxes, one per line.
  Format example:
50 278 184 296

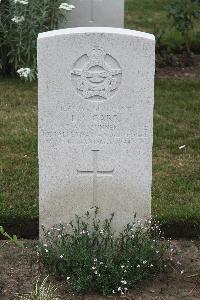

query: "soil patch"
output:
0 239 199 300
156 54 200 80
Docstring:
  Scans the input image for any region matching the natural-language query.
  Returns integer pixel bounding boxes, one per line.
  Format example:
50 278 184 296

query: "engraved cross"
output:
77 150 114 206
89 0 94 22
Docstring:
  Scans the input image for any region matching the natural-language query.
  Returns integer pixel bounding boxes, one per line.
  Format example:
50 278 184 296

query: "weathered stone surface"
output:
38 27 155 232
60 0 124 28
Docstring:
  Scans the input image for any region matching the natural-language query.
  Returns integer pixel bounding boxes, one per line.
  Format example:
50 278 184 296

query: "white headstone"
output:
38 27 155 233
60 0 124 28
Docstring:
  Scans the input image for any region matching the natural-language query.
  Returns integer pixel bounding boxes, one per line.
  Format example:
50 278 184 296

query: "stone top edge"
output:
38 27 155 41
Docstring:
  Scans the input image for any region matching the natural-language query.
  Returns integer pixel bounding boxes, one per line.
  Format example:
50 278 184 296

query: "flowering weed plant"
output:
39 208 171 295
0 0 75 79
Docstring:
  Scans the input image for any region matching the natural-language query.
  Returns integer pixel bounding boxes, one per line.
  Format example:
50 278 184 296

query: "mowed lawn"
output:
0 78 200 236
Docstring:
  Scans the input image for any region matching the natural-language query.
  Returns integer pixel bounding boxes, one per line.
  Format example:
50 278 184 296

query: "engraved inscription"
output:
71 48 122 101
42 104 151 145
77 150 114 206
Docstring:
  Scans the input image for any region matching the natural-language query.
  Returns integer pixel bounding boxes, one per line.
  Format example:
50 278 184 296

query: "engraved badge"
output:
71 48 122 102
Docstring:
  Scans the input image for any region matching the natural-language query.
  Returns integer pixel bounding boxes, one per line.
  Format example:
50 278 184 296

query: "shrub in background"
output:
39 208 171 296
0 0 75 80
166 0 200 56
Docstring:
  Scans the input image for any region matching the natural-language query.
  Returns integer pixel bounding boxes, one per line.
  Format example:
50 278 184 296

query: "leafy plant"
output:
0 0 74 79
0 225 24 248
39 208 171 296
16 276 60 300
153 25 166 52
166 0 200 56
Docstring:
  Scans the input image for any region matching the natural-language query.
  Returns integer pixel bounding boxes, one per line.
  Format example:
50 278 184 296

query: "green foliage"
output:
153 25 166 51
0 0 71 78
39 208 170 295
125 0 200 52
16 276 60 300
0 225 24 248
166 0 200 54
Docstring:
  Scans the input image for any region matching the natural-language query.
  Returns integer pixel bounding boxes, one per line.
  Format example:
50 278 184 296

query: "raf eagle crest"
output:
71 48 122 101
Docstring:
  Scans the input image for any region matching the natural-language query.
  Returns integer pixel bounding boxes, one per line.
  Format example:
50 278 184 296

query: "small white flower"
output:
80 230 86 234
143 260 147 264
91 266 96 270
137 264 140 268
60 254 64 259
58 234 61 238
67 276 70 280
43 243 47 247
14 0 28 4
121 280 127 285
156 250 159 254
112 290 116 294
17 67 31 78
150 264 153 267
179 145 186 150
124 287 128 291
117 287 121 291
12 15 25 23
180 270 184 275
94 258 97 262
100 229 104 234
100 262 103 265
45 249 48 253
59 2 75 10
121 265 125 268
94 270 98 275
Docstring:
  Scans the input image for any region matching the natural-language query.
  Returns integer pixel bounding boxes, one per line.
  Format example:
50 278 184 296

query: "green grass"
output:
153 80 200 227
125 0 200 49
0 78 38 223
0 78 199 235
